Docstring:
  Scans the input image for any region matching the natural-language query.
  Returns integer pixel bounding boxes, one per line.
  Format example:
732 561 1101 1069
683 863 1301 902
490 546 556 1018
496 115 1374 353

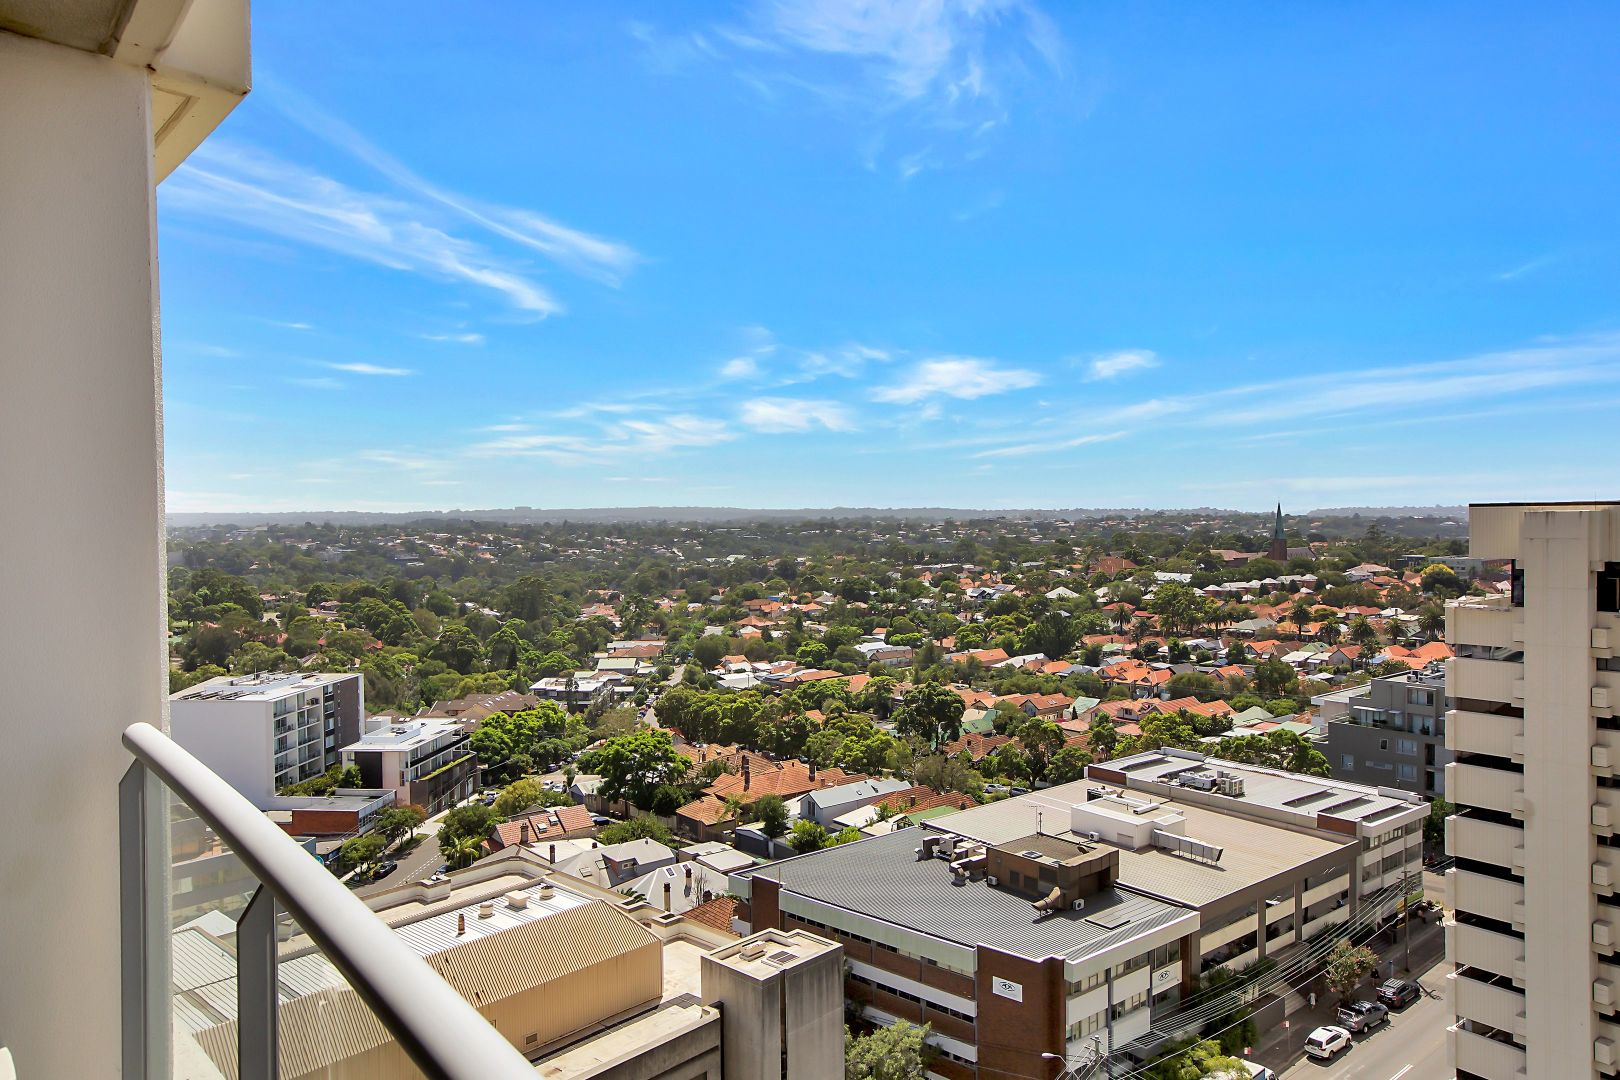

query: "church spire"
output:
1268 503 1288 562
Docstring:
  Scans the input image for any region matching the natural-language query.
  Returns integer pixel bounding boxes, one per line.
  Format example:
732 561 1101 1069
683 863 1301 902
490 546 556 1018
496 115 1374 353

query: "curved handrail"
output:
123 722 534 1079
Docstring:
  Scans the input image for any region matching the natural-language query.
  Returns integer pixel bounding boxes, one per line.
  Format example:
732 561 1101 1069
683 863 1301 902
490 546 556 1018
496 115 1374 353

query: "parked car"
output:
1238 1064 1276 1080
1335 999 1389 1032
590 815 611 826
1377 978 1423 1008
1302 1025 1352 1060
372 859 398 879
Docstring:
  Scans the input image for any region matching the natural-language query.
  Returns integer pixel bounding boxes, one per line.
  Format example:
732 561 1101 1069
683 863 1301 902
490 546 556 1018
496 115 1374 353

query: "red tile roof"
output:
683 895 740 937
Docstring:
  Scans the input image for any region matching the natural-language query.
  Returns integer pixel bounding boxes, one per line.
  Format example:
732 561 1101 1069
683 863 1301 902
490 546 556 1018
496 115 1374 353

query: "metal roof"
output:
741 828 1193 964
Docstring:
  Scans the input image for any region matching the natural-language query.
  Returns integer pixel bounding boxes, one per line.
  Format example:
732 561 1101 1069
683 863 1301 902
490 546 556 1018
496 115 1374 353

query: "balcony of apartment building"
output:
0 7 536 1078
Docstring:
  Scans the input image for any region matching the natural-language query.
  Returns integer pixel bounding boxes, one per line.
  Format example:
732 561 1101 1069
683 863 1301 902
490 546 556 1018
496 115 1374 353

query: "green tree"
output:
598 817 674 846
443 834 483 870
789 820 829 853
428 622 486 674
1048 744 1093 785
1424 797 1455 852
437 803 500 849
375 805 426 846
1141 1038 1246 1080
334 833 386 875
580 729 691 811
1323 939 1379 1003
1088 715 1119 760
492 778 544 818
844 1019 932 1080
754 794 789 839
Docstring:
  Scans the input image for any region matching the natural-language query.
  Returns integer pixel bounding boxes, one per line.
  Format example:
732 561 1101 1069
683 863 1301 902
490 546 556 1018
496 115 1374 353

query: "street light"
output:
1041 1036 1104 1080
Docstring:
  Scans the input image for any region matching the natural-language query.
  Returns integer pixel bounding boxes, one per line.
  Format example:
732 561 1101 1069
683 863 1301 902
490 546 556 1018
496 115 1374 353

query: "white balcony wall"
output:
1448 868 1524 928
1446 709 1522 760
1447 762 1523 818
1449 922 1525 983
1453 977 1526 1039
0 32 168 1080
1448 657 1523 707
1452 1026 1528 1080
1448 600 1518 651
1448 814 1524 870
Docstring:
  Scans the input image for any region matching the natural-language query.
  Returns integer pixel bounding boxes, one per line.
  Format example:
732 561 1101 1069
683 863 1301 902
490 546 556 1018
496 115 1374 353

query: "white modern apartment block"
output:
341 715 479 815
1445 502 1620 1080
170 672 365 806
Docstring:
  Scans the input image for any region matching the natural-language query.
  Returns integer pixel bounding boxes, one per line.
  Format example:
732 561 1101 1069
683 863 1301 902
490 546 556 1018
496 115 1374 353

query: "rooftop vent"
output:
766 950 798 965
477 901 495 919
739 943 768 961
505 891 529 909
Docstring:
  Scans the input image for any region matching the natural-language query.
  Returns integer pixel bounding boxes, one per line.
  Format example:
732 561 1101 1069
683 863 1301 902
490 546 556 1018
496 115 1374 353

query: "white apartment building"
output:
170 672 364 806
1445 502 1620 1080
341 715 479 814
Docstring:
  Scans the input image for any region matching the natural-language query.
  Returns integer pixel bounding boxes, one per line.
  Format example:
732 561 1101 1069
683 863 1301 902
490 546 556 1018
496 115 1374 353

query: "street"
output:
1277 981 1450 1080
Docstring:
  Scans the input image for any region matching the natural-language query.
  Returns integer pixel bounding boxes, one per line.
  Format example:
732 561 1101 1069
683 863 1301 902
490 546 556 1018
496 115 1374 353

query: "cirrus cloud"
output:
871 356 1041 403
740 397 856 432
1083 349 1160 381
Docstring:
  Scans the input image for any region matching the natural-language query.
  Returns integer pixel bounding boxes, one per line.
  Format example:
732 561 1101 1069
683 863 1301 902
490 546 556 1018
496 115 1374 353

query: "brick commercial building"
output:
732 755 1425 1079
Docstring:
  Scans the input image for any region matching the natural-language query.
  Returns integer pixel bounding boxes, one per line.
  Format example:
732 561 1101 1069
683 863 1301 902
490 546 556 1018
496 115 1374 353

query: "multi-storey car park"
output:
732 754 1425 1080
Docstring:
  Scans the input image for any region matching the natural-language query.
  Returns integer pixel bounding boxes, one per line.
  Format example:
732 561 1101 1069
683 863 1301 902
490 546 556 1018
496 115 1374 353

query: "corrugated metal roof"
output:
742 828 1193 963
427 899 658 1005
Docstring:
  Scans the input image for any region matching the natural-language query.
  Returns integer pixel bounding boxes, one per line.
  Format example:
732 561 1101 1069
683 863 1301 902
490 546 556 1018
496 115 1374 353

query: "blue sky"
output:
159 1 1620 514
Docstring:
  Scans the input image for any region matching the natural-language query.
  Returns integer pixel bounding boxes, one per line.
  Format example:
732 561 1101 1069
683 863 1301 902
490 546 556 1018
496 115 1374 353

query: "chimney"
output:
520 821 531 844
548 843 556 864
456 913 466 936
685 864 693 881
809 761 817 781
663 881 672 908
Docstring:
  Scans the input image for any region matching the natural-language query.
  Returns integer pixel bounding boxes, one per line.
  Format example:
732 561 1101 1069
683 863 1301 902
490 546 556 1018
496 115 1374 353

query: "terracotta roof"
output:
675 795 737 827
682 895 740 937
942 732 1013 761
487 804 596 850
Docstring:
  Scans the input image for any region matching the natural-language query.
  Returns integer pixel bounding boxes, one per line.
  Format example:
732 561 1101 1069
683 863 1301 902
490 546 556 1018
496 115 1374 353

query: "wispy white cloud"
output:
165 143 563 316
421 331 485 345
973 430 1125 459
468 413 734 464
274 92 642 287
740 397 857 432
1495 252 1561 282
872 356 1041 403
1083 349 1160 382
323 361 413 377
721 356 759 379
285 376 342 391
269 320 314 331
356 450 438 471
181 343 240 359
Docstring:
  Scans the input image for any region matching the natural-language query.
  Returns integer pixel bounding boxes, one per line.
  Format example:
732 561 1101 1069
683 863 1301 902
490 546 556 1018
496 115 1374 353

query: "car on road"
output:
371 859 398 879
1335 999 1389 1032
1302 1025 1352 1060
1377 977 1423 1008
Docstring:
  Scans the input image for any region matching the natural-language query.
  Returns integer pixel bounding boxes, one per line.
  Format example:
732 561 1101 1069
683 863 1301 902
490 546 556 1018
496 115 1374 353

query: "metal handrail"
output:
122 722 534 1079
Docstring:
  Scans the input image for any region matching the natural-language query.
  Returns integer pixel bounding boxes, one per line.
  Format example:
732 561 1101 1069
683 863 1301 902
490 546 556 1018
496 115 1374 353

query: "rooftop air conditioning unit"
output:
986 875 999 886
1072 898 1085 911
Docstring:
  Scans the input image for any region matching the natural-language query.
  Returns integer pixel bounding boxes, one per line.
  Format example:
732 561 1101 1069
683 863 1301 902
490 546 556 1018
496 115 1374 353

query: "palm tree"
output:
444 835 483 870
1417 602 1446 640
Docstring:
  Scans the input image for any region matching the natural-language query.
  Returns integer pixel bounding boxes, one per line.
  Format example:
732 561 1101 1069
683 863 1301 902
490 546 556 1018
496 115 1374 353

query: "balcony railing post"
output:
238 885 280 1080
120 760 170 1080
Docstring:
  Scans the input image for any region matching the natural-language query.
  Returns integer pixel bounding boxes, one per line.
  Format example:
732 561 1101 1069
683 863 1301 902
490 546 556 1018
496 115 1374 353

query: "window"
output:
1397 739 1418 756
1111 991 1149 1019
1602 564 1620 614
1379 738 1389 751
1398 764 1418 781
1407 688 1434 707
1341 753 1355 769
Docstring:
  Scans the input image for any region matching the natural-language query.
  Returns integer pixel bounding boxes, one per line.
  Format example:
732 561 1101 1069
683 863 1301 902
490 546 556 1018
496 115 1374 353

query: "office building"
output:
1321 670 1453 797
733 756 1423 1079
341 715 479 815
1444 502 1620 1080
170 672 364 806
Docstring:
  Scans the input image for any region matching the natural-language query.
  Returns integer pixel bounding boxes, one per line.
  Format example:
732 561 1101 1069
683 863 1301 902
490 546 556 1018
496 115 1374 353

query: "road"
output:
1277 980 1451 1080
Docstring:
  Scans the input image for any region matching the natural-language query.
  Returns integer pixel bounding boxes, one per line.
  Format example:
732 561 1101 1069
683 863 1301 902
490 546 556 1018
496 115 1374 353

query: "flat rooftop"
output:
936 783 1352 909
1094 750 1426 830
171 671 351 702
740 828 1193 964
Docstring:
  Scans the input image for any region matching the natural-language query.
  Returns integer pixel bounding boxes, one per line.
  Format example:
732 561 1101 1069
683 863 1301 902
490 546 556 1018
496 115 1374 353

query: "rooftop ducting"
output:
1032 886 1065 915
1152 829 1224 863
